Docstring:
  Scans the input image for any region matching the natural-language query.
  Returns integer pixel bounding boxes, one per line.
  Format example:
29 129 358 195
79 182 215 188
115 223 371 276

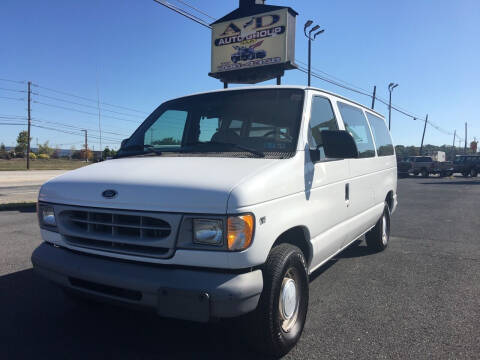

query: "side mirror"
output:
120 138 129 149
322 130 358 159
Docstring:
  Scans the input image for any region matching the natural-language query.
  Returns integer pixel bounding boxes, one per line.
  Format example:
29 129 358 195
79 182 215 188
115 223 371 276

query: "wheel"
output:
439 171 446 178
470 168 478 177
248 244 309 357
420 168 429 178
462 172 469 177
366 202 391 252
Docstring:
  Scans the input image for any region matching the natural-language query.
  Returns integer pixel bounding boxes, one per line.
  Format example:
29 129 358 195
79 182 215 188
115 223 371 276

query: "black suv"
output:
453 155 480 177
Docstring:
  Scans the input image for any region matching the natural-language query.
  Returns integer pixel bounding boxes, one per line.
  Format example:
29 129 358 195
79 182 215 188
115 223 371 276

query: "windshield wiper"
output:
116 144 162 158
208 141 265 158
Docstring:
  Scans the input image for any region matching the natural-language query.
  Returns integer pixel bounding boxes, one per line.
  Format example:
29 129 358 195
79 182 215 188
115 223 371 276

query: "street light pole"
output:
388 82 398 130
304 21 324 87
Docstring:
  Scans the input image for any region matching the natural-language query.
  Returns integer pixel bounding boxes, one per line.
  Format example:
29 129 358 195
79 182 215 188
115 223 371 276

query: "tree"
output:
15 130 30 155
0 143 8 159
102 146 117 159
38 141 54 156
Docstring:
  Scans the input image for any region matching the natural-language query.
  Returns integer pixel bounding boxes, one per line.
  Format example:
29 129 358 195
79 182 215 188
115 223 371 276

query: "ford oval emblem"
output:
102 189 118 199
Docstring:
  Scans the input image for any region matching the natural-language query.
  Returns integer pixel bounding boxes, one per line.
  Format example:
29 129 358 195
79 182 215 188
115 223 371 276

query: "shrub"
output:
37 153 50 160
29 152 37 160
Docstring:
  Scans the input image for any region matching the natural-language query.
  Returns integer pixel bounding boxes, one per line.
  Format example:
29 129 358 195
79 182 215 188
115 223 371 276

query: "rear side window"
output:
338 102 376 158
365 113 394 156
308 96 338 150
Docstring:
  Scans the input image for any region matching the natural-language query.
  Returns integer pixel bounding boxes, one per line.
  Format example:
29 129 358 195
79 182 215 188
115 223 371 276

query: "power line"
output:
33 92 143 119
172 0 216 20
32 100 140 123
0 96 25 101
31 124 122 142
153 0 212 29
0 78 25 84
32 83 148 114
31 118 129 137
0 87 26 93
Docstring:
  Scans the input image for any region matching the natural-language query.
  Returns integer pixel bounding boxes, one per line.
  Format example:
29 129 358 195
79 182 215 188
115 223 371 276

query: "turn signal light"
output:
227 214 254 251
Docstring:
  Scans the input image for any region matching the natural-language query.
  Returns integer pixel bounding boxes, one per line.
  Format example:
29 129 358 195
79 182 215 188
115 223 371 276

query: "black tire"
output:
420 168 429 178
462 172 469 177
439 171 446 178
470 168 478 177
248 244 309 357
366 202 391 252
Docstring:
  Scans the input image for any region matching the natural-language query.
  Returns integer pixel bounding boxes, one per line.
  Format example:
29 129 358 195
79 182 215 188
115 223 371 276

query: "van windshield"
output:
117 89 305 159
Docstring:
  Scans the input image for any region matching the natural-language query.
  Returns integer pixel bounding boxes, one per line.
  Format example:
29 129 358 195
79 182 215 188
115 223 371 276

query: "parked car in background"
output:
453 155 480 177
397 156 411 177
31 86 398 357
406 156 453 177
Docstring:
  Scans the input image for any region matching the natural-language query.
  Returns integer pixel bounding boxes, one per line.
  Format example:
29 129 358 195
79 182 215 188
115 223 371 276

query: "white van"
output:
32 86 397 357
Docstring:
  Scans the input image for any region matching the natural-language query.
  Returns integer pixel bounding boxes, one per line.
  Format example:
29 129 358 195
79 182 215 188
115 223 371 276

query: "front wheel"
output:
249 244 309 357
421 168 429 178
366 202 391 252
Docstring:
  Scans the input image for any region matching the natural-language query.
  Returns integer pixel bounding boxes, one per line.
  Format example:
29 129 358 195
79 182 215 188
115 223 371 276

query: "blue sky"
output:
1 0 479 150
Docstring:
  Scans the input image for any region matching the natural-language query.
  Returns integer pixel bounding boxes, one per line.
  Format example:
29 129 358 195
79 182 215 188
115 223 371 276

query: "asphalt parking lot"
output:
0 176 479 359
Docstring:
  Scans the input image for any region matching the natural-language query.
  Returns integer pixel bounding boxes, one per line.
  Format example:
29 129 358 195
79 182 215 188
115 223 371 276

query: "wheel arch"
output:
385 190 394 211
270 226 313 268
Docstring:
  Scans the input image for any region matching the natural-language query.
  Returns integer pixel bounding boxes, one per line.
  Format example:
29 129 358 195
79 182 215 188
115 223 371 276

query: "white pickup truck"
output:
32 86 397 357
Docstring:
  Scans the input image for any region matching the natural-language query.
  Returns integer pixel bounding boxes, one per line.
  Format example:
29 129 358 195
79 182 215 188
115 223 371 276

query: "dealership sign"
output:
210 7 297 84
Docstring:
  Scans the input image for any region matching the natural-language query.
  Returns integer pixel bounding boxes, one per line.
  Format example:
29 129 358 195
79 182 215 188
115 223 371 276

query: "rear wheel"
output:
366 202 391 252
470 168 478 177
248 244 309 357
420 168 429 178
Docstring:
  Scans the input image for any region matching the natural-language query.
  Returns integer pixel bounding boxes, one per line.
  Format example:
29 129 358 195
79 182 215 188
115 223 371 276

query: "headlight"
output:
38 204 57 229
227 214 254 251
193 219 223 246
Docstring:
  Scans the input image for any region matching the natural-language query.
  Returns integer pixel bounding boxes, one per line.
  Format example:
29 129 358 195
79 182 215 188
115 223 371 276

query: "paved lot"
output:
0 170 67 204
0 176 479 359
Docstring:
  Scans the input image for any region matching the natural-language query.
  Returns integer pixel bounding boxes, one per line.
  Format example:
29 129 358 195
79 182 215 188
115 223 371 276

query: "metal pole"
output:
277 76 281 85
371 85 376 109
308 37 312 87
82 130 88 163
452 130 456 159
26 81 31 170
223 82 228 89
388 90 392 130
420 114 428 155
464 122 467 154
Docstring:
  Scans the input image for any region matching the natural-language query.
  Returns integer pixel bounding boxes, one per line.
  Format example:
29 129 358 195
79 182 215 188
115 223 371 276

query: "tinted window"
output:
366 113 394 156
144 110 187 147
198 116 219 142
338 102 375 158
308 96 338 151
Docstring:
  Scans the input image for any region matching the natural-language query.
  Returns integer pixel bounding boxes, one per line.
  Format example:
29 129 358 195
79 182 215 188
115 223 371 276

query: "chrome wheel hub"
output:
382 213 388 245
279 269 300 332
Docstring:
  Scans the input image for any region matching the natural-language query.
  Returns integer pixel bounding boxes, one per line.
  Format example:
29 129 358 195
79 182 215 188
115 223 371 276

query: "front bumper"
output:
31 243 263 322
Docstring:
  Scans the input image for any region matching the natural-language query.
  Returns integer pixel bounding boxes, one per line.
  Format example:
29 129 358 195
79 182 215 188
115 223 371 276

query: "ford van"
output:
32 86 397 356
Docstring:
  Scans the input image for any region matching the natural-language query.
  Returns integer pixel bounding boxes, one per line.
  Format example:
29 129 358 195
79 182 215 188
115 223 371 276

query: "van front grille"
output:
54 205 181 259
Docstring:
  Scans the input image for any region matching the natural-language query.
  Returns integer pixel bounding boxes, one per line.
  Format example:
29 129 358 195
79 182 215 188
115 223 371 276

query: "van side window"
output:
199 116 219 142
308 96 338 155
144 110 188 147
365 113 394 156
338 102 376 158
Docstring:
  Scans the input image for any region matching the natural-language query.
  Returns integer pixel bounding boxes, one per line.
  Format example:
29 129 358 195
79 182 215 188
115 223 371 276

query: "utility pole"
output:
452 130 456 159
96 74 103 160
82 130 88 163
464 122 467 154
371 85 376 109
26 81 32 170
419 114 428 155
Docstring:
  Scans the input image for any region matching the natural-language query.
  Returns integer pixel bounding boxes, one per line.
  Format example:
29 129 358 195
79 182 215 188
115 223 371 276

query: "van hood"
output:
39 156 277 213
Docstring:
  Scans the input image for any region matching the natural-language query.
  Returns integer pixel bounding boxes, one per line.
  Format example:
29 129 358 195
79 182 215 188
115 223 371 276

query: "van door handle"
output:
345 183 350 206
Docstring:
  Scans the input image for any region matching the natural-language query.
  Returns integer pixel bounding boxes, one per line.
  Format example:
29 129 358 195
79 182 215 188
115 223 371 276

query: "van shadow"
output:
0 269 266 360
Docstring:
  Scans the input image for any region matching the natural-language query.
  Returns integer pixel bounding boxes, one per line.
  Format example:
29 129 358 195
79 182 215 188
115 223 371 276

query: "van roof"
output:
170 85 385 119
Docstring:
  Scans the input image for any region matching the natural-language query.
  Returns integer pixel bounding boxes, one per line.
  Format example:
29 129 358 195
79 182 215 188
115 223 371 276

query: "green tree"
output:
0 143 7 159
38 141 54 156
15 130 30 155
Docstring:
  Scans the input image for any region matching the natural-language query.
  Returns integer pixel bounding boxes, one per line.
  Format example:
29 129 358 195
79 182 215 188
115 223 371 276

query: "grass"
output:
0 159 89 171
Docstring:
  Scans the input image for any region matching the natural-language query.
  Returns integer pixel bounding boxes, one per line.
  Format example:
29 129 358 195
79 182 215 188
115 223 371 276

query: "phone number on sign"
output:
218 57 282 71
